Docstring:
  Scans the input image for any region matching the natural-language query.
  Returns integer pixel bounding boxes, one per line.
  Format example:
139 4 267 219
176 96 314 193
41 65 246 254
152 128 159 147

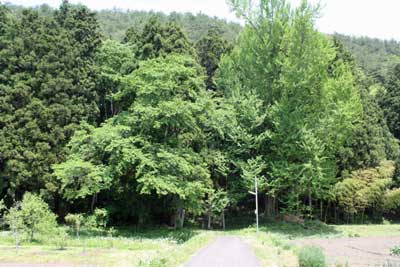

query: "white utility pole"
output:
249 176 259 233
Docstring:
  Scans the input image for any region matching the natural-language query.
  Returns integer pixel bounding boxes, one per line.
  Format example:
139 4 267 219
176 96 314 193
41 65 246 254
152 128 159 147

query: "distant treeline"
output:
4 3 242 43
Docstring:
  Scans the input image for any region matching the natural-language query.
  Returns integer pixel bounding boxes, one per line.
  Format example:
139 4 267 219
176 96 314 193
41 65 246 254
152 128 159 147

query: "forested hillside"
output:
1 0 400 234
4 3 242 43
6 2 400 78
334 33 400 84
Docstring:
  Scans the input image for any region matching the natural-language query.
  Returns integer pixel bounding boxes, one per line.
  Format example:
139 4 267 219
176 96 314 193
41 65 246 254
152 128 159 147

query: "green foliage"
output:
379 64 400 139
0 2 102 196
207 189 229 216
97 10 241 43
94 208 109 228
3 205 24 251
96 39 137 75
390 245 400 256
1 193 57 249
6 2 242 44
220 0 362 214
0 199 5 214
53 157 111 201
65 213 84 238
1 0 400 226
125 16 195 60
85 208 109 229
334 33 400 84
57 55 214 222
383 189 400 214
335 161 394 219
298 246 327 267
332 38 399 173
19 192 57 241
196 29 232 91
53 227 69 250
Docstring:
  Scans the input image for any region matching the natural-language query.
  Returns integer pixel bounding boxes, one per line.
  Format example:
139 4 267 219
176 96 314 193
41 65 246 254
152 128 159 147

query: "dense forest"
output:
4 2 242 43
1 0 400 232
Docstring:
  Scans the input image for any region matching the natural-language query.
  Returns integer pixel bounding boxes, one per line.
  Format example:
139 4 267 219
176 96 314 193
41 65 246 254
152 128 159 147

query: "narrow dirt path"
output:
185 236 260 267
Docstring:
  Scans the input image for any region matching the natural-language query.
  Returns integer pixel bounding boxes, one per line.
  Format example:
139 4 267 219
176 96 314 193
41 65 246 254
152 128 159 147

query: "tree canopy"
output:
1 0 400 226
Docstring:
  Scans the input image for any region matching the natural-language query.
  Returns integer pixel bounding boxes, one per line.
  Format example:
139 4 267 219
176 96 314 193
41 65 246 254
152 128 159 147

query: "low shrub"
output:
138 258 167 267
65 213 84 239
85 208 109 229
53 227 69 250
347 232 360 237
390 245 400 256
384 189 400 214
298 245 326 267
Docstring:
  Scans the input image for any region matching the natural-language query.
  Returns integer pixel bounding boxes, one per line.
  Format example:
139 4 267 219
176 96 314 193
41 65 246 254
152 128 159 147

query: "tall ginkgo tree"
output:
218 0 362 215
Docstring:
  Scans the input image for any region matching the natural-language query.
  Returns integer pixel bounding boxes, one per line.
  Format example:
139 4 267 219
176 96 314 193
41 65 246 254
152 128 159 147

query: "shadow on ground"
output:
263 221 340 239
86 227 200 244
224 218 340 239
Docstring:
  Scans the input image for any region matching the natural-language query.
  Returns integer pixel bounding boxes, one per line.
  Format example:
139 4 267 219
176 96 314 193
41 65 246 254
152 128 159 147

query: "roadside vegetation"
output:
2 221 400 266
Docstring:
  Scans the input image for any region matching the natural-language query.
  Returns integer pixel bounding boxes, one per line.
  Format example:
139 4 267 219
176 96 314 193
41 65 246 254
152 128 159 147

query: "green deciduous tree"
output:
19 192 58 241
53 157 111 204
55 55 214 225
4 205 24 252
219 0 362 215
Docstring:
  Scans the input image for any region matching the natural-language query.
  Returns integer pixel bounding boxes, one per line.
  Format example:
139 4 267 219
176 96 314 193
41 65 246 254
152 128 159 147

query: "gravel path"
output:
185 236 260 267
296 236 400 266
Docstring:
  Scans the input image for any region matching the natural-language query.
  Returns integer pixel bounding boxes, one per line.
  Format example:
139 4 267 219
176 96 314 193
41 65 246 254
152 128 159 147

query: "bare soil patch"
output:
296 237 400 266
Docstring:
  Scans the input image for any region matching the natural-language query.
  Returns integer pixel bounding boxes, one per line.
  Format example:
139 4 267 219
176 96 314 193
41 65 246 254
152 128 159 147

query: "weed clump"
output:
298 245 326 267
390 245 400 256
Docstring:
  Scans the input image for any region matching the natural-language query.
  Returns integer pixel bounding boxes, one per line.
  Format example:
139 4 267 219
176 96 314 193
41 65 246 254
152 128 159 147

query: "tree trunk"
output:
265 195 277 219
264 196 268 217
178 208 185 228
324 202 329 223
15 229 19 253
334 203 337 224
308 190 312 218
77 223 80 240
361 210 365 224
320 200 323 221
221 210 225 231
111 99 114 116
207 208 212 229
90 193 97 212
170 213 177 229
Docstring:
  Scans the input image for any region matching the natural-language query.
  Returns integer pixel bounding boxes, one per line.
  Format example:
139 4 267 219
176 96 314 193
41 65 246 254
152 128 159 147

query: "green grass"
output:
1 223 399 267
334 224 400 237
238 221 400 240
0 227 216 267
227 226 298 267
298 246 326 267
